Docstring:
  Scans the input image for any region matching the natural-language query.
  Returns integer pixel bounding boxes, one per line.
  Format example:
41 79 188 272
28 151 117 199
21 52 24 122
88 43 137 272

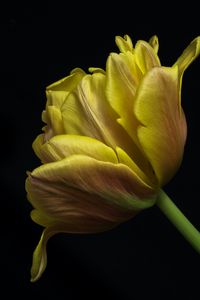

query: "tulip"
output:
26 34 200 282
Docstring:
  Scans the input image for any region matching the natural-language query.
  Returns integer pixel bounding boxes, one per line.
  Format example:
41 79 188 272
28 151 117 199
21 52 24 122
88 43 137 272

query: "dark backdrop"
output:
1 3 200 300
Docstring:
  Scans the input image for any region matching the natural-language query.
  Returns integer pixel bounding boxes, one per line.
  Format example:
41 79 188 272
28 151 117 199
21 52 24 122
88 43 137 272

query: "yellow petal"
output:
32 134 46 163
135 40 161 74
33 134 118 163
26 155 156 222
30 225 67 282
105 53 138 137
41 106 65 142
149 35 159 54
115 34 133 53
173 36 200 110
88 67 106 74
46 106 65 134
106 52 152 173
27 154 157 281
45 90 68 110
45 68 85 111
173 36 200 75
116 147 157 187
31 209 57 227
46 68 85 92
134 66 187 186
30 213 122 281
61 72 137 158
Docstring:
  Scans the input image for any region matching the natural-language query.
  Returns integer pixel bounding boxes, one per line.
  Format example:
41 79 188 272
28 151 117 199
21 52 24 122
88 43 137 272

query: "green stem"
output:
156 189 200 254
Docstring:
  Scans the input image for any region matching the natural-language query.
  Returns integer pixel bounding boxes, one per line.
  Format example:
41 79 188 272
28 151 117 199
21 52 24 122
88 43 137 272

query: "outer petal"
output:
134 66 187 186
30 225 61 282
61 72 137 159
31 223 69 282
30 215 120 282
27 155 157 282
33 134 118 163
46 68 86 93
173 36 200 75
26 155 156 222
173 36 200 110
32 134 46 162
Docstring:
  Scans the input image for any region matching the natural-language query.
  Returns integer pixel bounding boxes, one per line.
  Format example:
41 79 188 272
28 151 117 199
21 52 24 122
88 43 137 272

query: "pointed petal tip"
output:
174 35 200 74
115 34 133 53
149 35 159 53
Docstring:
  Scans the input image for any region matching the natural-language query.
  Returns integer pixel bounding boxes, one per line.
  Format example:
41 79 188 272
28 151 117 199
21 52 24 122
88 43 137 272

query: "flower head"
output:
26 34 200 281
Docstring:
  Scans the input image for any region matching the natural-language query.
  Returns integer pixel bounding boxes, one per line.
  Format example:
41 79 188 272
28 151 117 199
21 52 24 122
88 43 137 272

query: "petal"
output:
134 66 187 186
173 36 200 75
106 53 137 133
106 52 152 174
41 68 86 142
46 106 65 134
115 34 133 53
173 37 200 109
27 155 157 281
88 67 106 74
134 40 161 74
31 209 57 227
149 35 159 54
116 147 157 187
26 155 156 224
45 68 85 108
32 134 46 163
30 225 66 282
45 90 68 110
61 72 137 159
33 134 118 163
41 106 65 142
30 215 121 282
46 68 86 92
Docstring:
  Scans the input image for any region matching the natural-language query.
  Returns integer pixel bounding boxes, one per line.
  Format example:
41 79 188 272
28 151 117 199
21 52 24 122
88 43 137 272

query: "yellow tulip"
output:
26 34 200 282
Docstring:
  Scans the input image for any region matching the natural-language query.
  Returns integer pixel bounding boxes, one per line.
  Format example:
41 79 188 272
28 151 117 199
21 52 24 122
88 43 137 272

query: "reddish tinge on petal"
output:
26 154 157 281
26 155 156 226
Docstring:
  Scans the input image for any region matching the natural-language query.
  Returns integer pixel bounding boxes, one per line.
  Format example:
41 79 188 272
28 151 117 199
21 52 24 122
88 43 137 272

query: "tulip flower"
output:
26 34 200 282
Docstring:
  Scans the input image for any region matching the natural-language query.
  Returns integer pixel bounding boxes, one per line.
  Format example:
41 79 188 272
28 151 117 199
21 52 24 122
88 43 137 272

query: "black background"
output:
1 3 200 299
